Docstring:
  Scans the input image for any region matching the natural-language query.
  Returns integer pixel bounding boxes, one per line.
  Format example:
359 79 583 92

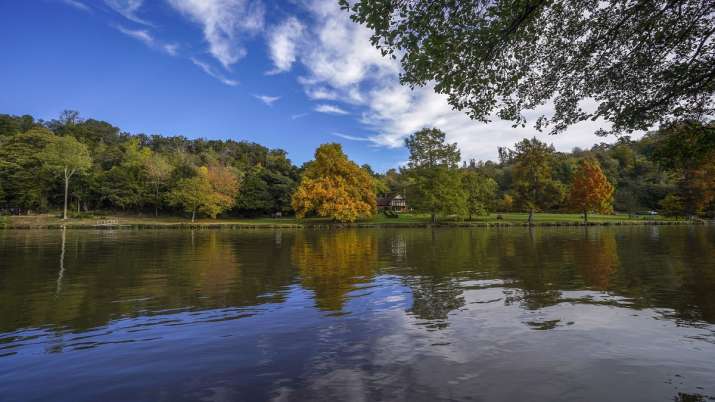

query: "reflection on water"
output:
0 227 713 401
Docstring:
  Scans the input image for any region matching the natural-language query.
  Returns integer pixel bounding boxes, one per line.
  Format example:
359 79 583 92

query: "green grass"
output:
360 212 681 224
3 211 684 228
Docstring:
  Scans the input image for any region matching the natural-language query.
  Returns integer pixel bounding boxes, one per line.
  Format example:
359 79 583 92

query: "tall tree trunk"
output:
63 169 69 220
431 212 436 224
192 209 196 223
583 211 588 223
155 186 160 217
528 208 534 225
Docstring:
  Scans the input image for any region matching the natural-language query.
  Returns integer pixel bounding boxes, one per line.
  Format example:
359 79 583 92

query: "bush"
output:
68 211 100 219
659 194 684 218
383 209 399 218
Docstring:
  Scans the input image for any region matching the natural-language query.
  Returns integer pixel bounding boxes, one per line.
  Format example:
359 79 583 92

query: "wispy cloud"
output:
315 104 349 115
266 17 305 75
305 87 339 101
166 0 264 70
253 94 280 106
116 25 152 45
162 43 179 56
332 132 370 142
115 25 178 56
61 0 91 12
291 113 309 120
105 0 151 26
191 58 238 86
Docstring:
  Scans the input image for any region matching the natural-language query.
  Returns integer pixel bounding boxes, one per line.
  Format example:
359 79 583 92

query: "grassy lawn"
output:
361 212 682 224
3 211 685 228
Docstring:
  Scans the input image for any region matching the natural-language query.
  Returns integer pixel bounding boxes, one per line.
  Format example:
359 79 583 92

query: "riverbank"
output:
0 212 702 229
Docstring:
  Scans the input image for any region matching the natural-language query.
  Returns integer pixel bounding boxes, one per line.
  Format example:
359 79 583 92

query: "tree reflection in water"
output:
0 226 712 334
292 230 379 312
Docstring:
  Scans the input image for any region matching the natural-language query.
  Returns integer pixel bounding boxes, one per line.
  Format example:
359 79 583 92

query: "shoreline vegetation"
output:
1 114 713 225
1 212 703 230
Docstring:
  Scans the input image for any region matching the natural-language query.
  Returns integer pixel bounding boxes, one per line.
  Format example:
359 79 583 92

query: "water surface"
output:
1 227 714 401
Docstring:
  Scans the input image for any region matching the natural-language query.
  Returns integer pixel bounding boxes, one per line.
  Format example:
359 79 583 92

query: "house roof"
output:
376 197 391 207
377 194 406 207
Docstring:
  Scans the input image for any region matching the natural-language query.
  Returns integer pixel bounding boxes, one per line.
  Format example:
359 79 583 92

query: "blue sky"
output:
0 0 620 171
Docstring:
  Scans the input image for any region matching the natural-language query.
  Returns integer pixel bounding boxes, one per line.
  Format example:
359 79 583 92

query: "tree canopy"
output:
568 158 615 222
404 128 466 222
462 170 498 220
1 111 713 220
167 165 239 222
344 0 715 135
0 112 297 219
511 138 564 223
651 121 715 213
291 143 376 222
40 134 92 219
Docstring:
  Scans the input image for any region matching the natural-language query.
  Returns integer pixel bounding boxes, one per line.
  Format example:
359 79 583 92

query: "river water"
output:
0 227 713 401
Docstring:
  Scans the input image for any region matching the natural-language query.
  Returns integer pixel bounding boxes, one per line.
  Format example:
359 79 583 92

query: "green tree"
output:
0 114 38 137
262 169 297 214
405 128 461 169
462 170 498 220
512 138 561 224
98 139 151 211
0 128 55 211
144 151 174 216
41 135 92 220
568 158 615 222
659 193 684 218
167 165 239 222
235 166 274 216
404 128 466 223
652 121 715 214
291 143 376 222
346 0 715 135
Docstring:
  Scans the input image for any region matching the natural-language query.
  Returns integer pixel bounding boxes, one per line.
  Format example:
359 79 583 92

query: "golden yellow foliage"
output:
291 144 376 222
292 230 378 311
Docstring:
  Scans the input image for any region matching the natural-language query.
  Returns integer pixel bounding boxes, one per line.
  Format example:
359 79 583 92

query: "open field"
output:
0 212 698 229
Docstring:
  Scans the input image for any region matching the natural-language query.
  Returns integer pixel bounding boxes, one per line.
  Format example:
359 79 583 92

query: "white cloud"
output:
62 0 91 12
191 58 238 86
105 0 151 25
332 132 370 142
115 25 179 56
167 0 264 70
253 94 280 106
266 17 305 75
300 1 398 90
315 104 349 115
278 0 633 163
163 43 179 56
116 25 153 45
98 0 636 164
305 87 339 101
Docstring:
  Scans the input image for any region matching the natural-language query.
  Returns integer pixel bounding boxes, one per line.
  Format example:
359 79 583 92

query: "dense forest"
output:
0 111 299 219
0 111 713 220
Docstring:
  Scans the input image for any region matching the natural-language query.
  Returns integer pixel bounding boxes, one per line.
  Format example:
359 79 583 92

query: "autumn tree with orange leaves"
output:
569 158 614 222
291 143 376 222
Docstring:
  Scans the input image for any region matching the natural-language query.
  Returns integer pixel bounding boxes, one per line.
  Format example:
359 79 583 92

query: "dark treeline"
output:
0 111 713 219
